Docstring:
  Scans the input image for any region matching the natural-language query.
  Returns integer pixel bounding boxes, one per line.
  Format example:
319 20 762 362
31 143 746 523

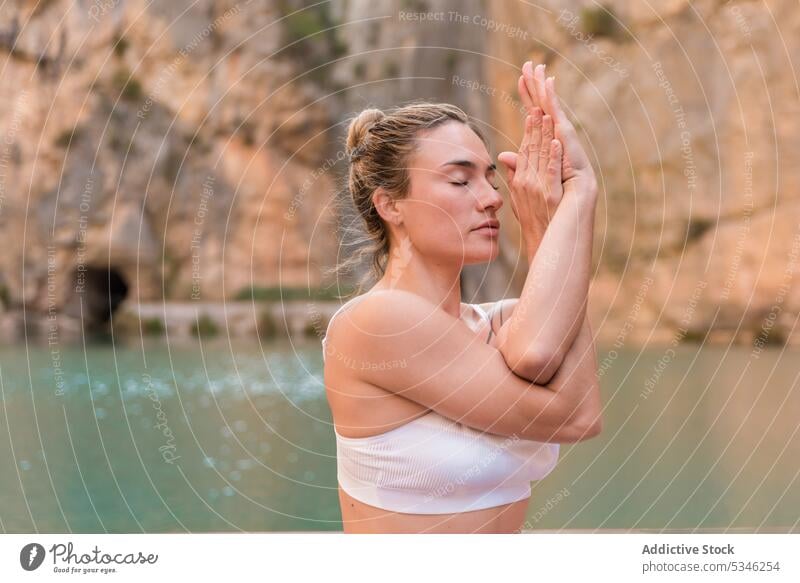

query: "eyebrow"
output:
439 159 497 172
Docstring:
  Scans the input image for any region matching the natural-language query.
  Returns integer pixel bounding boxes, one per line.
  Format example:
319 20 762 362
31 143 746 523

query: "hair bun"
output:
346 108 384 157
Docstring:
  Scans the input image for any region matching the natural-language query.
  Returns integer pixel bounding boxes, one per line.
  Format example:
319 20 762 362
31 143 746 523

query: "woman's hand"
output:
497 106 565 254
500 61 597 199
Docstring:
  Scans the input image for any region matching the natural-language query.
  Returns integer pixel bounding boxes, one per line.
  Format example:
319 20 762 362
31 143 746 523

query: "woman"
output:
322 61 602 533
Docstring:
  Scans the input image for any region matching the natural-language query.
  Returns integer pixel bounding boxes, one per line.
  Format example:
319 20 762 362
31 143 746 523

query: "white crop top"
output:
321 294 560 514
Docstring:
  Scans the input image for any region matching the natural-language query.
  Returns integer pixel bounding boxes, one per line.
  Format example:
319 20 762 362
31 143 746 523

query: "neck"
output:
372 238 464 318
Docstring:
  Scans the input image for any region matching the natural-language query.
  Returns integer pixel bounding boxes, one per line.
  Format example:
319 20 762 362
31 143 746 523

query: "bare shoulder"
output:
324 290 435 434
324 288 467 389
349 289 440 332
325 289 441 349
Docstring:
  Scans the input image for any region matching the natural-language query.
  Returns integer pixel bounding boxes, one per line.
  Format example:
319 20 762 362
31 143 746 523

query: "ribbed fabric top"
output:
322 294 560 514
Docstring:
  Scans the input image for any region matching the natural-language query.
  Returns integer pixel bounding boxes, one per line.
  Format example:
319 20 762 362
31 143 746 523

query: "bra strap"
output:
472 303 495 344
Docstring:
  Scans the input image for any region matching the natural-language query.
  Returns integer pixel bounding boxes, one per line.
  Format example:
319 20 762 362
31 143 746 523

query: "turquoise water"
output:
1 337 798 532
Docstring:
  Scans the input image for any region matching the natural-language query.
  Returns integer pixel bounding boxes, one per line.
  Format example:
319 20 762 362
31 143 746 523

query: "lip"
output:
472 219 500 236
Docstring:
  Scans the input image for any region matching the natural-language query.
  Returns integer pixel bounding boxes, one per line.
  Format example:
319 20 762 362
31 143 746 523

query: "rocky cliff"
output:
484 0 800 344
1 0 797 344
0 0 339 327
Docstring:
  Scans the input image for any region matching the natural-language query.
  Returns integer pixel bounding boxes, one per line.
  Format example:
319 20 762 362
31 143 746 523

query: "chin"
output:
463 243 500 265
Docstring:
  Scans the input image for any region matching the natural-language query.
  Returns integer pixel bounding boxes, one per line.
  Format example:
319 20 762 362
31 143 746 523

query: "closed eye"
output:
450 180 500 191
487 170 500 190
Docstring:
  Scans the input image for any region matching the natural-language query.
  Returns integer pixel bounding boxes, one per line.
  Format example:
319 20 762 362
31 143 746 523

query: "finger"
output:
546 76 573 135
516 114 532 174
527 107 542 174
538 114 554 178
522 61 540 112
497 151 516 183
547 139 563 202
533 64 550 117
518 74 535 113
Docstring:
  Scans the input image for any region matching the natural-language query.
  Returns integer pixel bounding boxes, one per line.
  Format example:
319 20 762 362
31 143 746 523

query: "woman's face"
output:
397 121 504 266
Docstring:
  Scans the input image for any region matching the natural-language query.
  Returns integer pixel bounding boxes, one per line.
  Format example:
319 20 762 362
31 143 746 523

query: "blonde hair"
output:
330 101 488 294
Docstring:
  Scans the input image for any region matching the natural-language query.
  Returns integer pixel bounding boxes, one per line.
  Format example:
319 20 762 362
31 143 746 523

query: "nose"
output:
479 181 503 213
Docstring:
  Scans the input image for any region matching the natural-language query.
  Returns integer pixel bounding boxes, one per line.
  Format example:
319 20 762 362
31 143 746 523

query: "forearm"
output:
543 313 602 434
499 187 597 381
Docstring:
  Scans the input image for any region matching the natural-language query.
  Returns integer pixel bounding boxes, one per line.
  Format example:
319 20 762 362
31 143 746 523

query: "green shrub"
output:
185 132 210 154
110 311 137 335
276 2 342 87
142 317 165 335
111 68 143 101
580 5 622 39
55 126 82 148
303 320 319 338
444 53 458 75
687 217 714 242
383 61 400 79
258 310 279 338
680 328 706 343
162 149 183 185
234 285 356 302
401 0 428 11
331 36 348 59
235 119 256 147
754 325 787 346
107 130 125 153
161 251 182 297
112 33 129 57
353 61 366 80
284 10 326 43
191 313 219 337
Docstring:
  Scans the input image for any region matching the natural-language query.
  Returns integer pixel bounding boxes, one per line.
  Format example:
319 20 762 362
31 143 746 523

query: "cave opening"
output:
77 266 129 325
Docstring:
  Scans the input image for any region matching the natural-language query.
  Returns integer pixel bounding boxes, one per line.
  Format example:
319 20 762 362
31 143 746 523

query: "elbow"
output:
574 414 603 441
527 408 603 444
566 408 603 442
549 389 603 443
507 347 566 385
496 326 566 383
518 389 603 444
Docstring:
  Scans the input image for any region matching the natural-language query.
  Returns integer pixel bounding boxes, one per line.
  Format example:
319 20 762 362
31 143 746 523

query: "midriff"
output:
338 486 530 533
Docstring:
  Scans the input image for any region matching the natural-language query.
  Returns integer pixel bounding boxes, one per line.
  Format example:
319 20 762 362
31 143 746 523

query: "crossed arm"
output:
489 190 595 385
493 62 598 385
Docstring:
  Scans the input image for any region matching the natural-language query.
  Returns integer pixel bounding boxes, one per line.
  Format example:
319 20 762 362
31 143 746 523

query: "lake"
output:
1 337 798 532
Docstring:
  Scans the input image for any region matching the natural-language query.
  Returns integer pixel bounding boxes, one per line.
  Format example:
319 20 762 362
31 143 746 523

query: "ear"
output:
372 187 403 226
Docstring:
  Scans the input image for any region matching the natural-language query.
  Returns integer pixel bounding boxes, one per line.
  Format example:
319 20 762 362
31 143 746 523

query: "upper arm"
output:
486 298 569 384
326 290 587 443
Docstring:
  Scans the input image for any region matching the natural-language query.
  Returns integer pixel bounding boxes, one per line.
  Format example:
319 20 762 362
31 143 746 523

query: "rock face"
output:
0 0 339 323
484 0 800 344
1 0 798 344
